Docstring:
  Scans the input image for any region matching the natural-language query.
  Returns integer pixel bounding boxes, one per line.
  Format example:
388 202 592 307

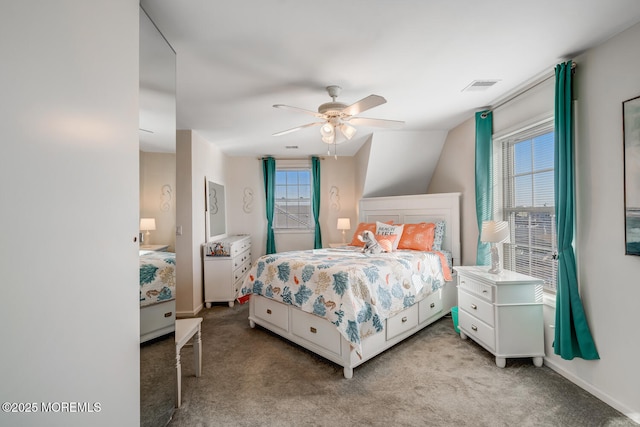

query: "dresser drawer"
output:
291 309 342 355
459 309 495 351
386 304 418 340
458 275 493 302
232 249 251 269
458 289 495 327
418 291 442 324
254 296 289 331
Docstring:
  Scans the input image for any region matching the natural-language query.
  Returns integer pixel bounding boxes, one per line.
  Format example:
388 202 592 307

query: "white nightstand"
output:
454 266 544 368
140 244 169 252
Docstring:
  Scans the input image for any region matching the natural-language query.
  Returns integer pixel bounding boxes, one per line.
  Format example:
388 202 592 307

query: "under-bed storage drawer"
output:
386 304 418 341
418 291 442 324
291 309 342 355
254 296 289 331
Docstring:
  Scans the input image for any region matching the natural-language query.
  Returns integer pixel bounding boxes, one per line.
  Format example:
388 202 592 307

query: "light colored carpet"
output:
143 302 635 427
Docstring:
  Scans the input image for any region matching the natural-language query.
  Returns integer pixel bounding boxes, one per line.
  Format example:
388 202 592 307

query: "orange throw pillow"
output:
375 234 398 252
349 221 393 246
397 222 436 251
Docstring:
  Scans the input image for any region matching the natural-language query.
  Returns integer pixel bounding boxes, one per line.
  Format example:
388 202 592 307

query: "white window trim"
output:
273 159 315 231
494 113 557 293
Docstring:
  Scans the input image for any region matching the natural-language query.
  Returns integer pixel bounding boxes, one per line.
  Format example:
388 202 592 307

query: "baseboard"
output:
544 359 640 424
176 303 204 319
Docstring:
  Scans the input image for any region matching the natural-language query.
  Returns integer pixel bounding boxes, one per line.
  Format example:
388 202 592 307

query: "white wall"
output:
427 118 476 266
363 131 448 198
176 130 227 315
428 22 640 423
0 2 140 426
225 156 359 257
140 151 176 251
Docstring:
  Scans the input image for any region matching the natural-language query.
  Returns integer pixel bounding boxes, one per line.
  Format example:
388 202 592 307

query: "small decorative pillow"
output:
375 234 399 252
376 221 404 251
433 221 446 251
397 222 436 251
350 221 393 246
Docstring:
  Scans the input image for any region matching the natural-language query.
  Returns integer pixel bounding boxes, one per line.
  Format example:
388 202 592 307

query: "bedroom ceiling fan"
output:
272 85 404 146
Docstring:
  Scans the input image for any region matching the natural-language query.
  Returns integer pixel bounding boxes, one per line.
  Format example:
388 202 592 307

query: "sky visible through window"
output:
513 132 554 208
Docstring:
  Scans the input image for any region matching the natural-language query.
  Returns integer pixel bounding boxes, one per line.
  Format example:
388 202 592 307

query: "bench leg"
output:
175 348 182 408
194 326 202 377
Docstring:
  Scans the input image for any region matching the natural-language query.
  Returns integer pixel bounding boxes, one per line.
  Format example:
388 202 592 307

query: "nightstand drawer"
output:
459 310 495 351
458 275 493 302
458 290 494 326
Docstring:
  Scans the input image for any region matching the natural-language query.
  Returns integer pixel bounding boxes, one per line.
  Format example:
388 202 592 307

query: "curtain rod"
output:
257 156 325 160
482 61 576 117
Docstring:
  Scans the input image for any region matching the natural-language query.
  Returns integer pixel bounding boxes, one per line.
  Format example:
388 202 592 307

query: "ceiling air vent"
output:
285 145 298 149
462 80 499 92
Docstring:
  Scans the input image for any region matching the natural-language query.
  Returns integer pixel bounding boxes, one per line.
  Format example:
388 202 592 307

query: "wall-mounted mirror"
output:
206 178 226 241
139 7 176 427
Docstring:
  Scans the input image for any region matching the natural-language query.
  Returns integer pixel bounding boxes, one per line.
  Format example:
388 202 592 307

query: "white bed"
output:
243 193 461 378
139 250 176 343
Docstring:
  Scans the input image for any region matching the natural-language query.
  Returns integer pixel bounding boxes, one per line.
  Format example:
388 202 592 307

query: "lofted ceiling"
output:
139 0 640 157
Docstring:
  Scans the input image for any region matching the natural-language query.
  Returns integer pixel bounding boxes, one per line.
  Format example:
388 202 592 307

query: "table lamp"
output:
481 220 510 274
337 218 351 245
140 217 156 244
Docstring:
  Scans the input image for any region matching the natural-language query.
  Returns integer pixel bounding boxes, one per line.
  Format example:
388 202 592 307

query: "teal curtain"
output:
312 156 322 248
475 110 493 265
553 61 599 360
262 157 276 254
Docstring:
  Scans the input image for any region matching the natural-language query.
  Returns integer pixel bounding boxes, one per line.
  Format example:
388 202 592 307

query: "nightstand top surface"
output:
454 265 543 285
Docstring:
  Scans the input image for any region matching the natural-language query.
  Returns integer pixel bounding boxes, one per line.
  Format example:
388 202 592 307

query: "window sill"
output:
543 291 556 308
273 229 314 235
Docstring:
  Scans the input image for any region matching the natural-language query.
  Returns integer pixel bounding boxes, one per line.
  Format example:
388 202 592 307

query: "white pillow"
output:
376 221 404 251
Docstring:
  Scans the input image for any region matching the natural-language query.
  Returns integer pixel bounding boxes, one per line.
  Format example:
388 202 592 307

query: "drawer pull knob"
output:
164 312 172 318
266 309 272 315
310 327 317 334
470 304 477 310
430 302 435 308
482 290 488 293
401 316 408 323
471 325 478 331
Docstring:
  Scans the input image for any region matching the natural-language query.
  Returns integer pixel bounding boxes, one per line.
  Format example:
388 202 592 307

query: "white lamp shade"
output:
337 218 351 230
140 217 156 231
481 220 510 243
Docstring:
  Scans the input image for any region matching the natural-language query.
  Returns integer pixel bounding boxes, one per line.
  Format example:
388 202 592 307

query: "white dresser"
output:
454 266 544 368
203 235 252 308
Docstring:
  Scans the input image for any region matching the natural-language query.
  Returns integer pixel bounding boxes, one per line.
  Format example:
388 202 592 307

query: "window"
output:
496 120 557 291
274 167 313 230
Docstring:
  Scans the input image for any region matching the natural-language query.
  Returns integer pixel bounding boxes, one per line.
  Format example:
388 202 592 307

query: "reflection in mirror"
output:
139 7 177 427
206 179 226 241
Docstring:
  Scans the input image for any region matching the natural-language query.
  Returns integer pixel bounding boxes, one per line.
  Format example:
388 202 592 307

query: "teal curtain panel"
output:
262 157 277 254
312 156 322 249
553 61 599 360
475 110 493 265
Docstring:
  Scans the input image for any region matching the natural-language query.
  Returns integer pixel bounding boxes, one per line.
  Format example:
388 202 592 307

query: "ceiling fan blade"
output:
347 117 405 129
272 121 323 137
273 104 325 118
341 94 386 116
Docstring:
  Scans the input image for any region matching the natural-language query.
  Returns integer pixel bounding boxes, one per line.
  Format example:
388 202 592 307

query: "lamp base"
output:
488 243 501 274
341 230 346 245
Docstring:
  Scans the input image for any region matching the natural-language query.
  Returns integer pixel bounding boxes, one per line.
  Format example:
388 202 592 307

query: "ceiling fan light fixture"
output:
339 123 357 140
321 134 335 144
320 122 335 137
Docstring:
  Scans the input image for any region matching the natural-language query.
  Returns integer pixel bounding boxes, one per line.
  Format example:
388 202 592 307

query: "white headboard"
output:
359 193 461 266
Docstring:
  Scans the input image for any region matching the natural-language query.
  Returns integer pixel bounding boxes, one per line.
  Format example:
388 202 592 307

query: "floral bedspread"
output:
139 250 176 307
240 248 450 354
